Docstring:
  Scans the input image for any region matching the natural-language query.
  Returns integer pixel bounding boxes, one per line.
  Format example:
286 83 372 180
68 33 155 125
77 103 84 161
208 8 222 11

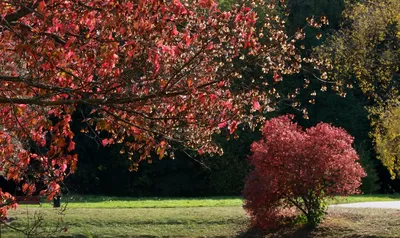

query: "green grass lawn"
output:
328 193 400 204
40 195 244 208
33 193 400 209
3 206 248 237
1 194 399 237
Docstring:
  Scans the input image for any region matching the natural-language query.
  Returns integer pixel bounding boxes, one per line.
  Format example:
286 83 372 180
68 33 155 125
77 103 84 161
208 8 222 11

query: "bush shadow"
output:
237 226 382 238
237 225 314 238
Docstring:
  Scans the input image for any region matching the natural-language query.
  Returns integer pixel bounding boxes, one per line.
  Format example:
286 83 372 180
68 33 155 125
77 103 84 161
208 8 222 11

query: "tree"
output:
316 0 400 104
373 106 400 179
243 115 365 229
315 0 400 178
0 0 327 218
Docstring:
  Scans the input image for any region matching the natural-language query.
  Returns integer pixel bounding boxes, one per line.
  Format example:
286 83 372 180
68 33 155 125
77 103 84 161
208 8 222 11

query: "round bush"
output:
243 115 366 229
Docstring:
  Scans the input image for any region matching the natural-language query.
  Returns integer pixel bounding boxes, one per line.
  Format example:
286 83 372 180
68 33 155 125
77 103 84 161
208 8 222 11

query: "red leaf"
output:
218 121 227 129
67 141 75 152
22 183 29 193
253 101 261 111
65 38 75 49
172 26 179 36
38 1 46 13
102 138 112 146
273 72 282 82
229 121 238 134
61 163 67 172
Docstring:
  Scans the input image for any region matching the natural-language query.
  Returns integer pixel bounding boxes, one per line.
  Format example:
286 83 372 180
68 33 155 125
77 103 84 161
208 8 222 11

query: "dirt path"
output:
331 201 400 209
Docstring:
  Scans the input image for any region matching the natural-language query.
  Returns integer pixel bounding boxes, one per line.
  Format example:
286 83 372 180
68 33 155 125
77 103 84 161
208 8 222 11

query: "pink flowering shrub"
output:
243 115 366 228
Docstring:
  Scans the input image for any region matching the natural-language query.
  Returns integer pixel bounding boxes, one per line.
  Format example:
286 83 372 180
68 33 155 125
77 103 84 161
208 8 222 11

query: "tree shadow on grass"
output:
236 225 314 238
237 226 381 238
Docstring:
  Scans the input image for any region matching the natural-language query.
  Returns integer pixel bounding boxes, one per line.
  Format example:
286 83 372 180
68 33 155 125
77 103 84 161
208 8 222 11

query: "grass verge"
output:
1 195 399 237
3 206 248 237
328 194 400 205
32 194 400 209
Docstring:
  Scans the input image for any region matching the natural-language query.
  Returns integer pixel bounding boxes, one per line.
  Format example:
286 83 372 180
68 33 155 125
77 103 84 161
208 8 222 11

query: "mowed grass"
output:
33 193 400 209
1 195 400 237
3 206 248 237
329 194 400 205
37 195 243 208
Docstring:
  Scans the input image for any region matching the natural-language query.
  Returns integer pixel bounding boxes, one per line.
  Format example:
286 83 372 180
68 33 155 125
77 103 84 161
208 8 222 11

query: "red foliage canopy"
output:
244 115 366 229
0 0 325 217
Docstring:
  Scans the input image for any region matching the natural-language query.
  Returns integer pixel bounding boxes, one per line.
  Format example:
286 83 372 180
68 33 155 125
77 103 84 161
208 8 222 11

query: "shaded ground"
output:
240 207 400 238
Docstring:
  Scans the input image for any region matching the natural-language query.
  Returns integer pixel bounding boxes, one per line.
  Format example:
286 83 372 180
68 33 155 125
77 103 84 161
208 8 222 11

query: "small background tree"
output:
243 115 366 229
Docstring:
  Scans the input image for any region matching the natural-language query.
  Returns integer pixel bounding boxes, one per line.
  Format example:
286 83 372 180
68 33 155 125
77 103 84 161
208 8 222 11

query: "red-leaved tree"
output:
243 115 366 229
0 0 327 218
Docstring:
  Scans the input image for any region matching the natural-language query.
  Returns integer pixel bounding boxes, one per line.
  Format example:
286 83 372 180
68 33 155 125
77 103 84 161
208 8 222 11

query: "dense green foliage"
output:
317 0 400 105
316 0 400 180
373 106 400 178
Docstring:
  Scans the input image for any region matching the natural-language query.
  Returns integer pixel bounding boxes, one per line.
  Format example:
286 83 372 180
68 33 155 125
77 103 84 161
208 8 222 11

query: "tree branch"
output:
2 3 36 23
0 75 73 92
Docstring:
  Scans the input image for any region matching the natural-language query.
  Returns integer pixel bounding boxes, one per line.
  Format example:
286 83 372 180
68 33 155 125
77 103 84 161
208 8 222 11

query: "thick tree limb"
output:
1 2 39 24
0 75 224 106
